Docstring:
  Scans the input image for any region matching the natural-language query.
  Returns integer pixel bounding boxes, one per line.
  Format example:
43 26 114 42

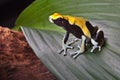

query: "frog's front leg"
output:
71 35 86 59
90 30 104 52
58 32 78 56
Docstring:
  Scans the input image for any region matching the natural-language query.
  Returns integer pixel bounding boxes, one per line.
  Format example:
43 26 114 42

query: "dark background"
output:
0 0 34 28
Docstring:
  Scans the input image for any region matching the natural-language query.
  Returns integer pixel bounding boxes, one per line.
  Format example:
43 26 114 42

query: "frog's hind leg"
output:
91 29 104 52
70 35 86 59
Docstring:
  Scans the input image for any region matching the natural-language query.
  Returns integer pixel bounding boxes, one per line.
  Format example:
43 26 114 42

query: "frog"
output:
49 13 104 58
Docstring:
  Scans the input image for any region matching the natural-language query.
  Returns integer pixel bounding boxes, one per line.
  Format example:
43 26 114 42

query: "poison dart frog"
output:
49 13 104 58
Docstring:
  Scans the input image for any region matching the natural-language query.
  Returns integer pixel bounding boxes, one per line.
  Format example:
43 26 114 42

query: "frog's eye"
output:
57 18 62 21
57 18 64 23
61 21 64 24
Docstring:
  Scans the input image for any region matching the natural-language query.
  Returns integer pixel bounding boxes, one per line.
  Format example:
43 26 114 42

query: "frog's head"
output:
49 13 69 27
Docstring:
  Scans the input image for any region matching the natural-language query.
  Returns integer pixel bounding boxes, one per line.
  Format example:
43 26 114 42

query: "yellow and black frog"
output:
49 13 104 58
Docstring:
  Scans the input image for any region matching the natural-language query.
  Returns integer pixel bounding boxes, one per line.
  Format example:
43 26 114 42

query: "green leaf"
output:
14 0 120 31
21 26 120 80
16 0 120 80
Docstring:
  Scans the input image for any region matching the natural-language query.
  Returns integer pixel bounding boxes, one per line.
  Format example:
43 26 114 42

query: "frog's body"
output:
49 13 104 58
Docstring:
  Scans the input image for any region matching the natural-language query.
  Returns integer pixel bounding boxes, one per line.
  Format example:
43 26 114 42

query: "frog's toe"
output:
70 50 84 59
58 49 64 54
58 45 74 56
63 52 68 56
66 45 74 49
90 46 101 53
98 46 101 51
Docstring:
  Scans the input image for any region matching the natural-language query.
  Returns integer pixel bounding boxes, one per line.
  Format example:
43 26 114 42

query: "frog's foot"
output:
90 46 101 53
58 45 74 56
58 38 79 56
70 48 85 59
68 38 79 46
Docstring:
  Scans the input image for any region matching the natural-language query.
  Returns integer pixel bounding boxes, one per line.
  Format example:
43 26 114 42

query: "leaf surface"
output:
16 0 120 80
